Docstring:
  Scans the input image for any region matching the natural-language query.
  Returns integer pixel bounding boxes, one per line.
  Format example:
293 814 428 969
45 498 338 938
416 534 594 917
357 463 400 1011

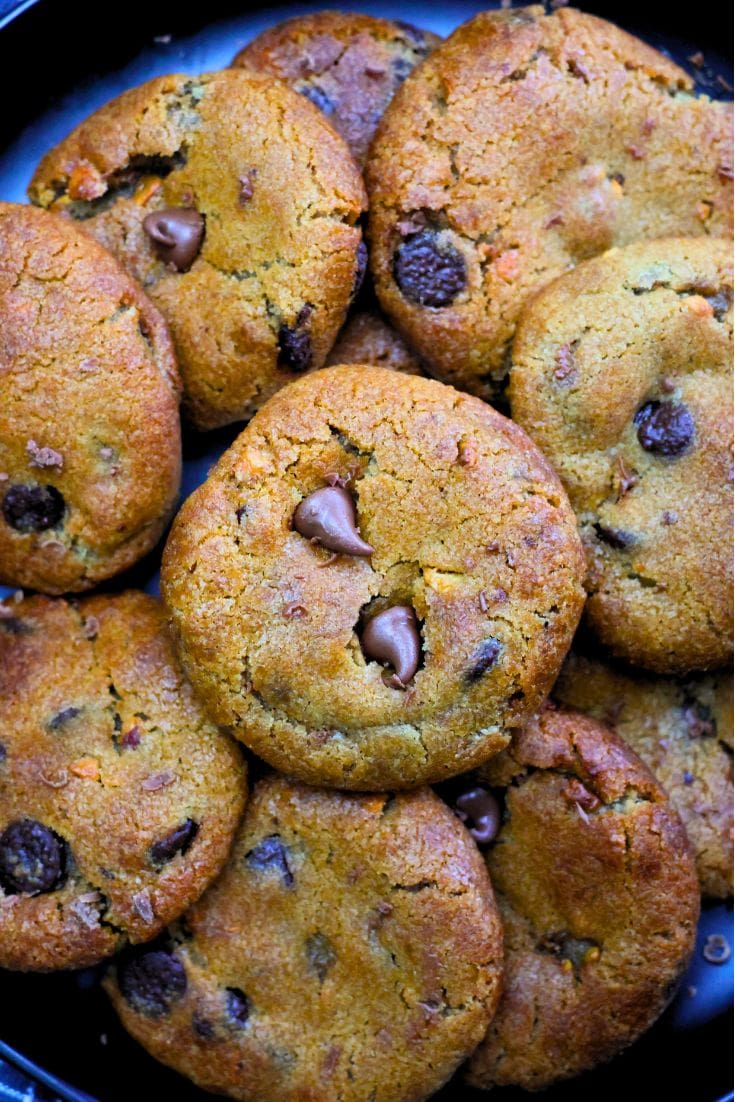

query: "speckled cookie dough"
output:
466 705 700 1091
161 364 585 790
29 70 366 430
366 6 733 400
105 774 503 1102
326 310 424 374
0 591 247 971
554 652 733 898
0 202 181 594
510 237 733 674
232 12 441 167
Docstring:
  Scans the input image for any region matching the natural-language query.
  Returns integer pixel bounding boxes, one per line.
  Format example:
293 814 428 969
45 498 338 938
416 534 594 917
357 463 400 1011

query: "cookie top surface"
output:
161 365 585 790
326 309 424 374
29 70 366 430
106 774 503 1102
366 5 733 399
0 591 247 971
554 652 733 898
0 202 181 594
233 12 441 166
510 236 733 674
467 705 700 1090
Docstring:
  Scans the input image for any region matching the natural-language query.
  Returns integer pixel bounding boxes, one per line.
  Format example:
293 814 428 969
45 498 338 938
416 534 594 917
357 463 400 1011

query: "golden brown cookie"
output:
466 705 700 1091
510 237 733 674
105 774 503 1102
554 652 733 898
0 202 181 594
232 12 441 166
366 6 733 400
326 309 424 373
161 365 585 790
0 592 247 971
29 70 366 430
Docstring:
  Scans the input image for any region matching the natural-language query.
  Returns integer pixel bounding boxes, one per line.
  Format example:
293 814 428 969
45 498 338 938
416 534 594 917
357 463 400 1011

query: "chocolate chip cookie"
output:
161 365 585 790
105 774 503 1102
366 6 733 400
232 13 440 167
326 310 424 374
510 237 733 674
554 652 733 898
0 202 181 594
0 591 246 971
29 70 366 430
465 705 700 1091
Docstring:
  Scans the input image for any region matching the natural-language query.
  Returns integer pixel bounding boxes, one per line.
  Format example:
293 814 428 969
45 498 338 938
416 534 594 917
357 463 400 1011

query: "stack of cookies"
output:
0 6 732 1100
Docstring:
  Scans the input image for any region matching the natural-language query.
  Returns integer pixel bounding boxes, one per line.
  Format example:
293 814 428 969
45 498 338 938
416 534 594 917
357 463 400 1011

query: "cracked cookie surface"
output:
326 309 425 374
233 12 441 167
467 705 700 1091
366 5 733 400
29 70 366 430
105 773 503 1102
554 652 733 898
0 591 246 971
510 237 733 674
161 365 585 790
0 203 181 594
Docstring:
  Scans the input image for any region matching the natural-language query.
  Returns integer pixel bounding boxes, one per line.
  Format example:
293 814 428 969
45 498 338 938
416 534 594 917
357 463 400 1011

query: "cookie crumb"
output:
702 933 730 964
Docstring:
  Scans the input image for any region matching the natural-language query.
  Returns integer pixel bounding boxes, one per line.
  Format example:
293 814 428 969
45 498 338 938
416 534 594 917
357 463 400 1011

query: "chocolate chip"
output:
245 835 294 888
193 1013 215 1040
361 605 421 688
454 787 501 845
143 207 204 271
300 85 335 115
225 987 250 1028
466 638 503 683
0 819 67 894
293 485 374 556
394 230 467 307
149 819 198 866
2 484 65 533
635 400 694 457
47 706 81 731
352 240 368 301
705 286 732 321
306 932 337 982
118 948 187 1017
593 523 636 549
278 305 313 372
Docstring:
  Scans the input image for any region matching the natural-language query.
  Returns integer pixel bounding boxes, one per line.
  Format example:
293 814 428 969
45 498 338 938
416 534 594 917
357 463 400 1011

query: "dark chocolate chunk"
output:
293 485 373 556
593 523 636 549
300 85 335 115
454 787 501 845
2 484 65 533
635 400 694 457
394 230 467 308
118 948 187 1017
306 932 338 982
466 638 503 683
47 705 81 731
278 305 313 372
143 207 205 271
225 987 250 1028
360 605 421 688
245 834 295 887
149 819 198 866
0 819 66 895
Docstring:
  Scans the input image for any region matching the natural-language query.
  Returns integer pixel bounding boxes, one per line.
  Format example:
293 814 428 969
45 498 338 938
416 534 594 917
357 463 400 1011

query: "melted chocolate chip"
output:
454 787 501 845
293 485 373 556
47 706 81 731
394 230 467 308
352 240 368 301
0 819 66 894
705 286 733 321
635 400 694 457
593 523 636 549
278 305 313 372
225 987 250 1028
245 835 294 887
466 638 503 683
360 606 420 688
149 819 198 866
143 207 205 272
118 948 187 1018
306 932 338 982
300 85 335 115
2 484 65 533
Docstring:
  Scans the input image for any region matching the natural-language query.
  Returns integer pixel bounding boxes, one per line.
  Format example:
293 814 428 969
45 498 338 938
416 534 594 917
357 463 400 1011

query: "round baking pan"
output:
0 1 732 1099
